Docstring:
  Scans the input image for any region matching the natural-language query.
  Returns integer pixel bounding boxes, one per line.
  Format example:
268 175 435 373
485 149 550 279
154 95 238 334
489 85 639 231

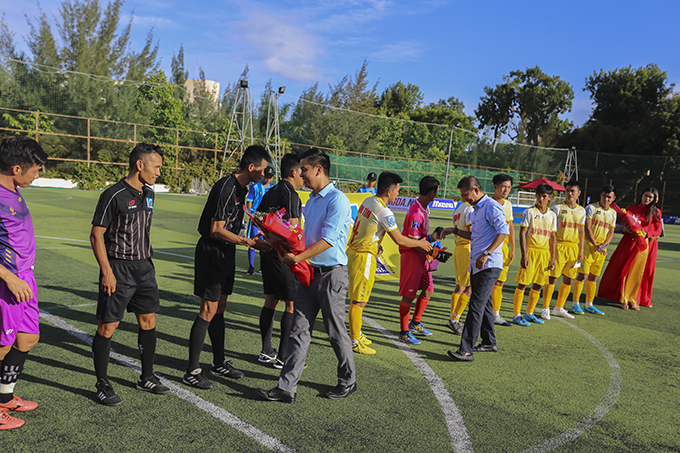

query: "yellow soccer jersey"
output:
348 196 398 255
520 205 557 249
452 202 472 246
585 203 617 244
551 202 585 243
496 198 513 245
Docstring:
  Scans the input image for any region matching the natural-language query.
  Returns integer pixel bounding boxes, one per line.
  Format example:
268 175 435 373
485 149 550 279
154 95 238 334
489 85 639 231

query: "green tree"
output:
375 81 423 118
137 70 186 144
558 64 676 155
476 66 574 147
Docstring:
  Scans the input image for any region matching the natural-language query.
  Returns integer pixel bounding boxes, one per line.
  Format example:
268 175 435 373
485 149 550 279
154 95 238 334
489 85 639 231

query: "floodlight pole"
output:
563 146 578 182
220 80 254 178
264 86 285 180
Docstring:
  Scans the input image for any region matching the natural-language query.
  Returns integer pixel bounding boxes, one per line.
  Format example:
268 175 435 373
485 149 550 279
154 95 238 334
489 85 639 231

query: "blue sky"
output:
5 0 680 128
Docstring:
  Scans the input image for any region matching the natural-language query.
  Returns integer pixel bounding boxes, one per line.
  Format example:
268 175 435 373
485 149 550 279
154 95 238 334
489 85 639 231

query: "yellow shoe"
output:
352 342 376 355
358 333 372 346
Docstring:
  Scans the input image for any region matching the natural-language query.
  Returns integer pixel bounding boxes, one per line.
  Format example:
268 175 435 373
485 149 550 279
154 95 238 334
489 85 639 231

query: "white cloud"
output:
132 15 180 29
235 11 324 82
370 41 422 63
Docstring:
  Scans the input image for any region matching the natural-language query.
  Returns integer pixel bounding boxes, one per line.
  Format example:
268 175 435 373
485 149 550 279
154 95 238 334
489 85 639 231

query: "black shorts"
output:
194 237 236 301
261 249 297 301
97 258 160 323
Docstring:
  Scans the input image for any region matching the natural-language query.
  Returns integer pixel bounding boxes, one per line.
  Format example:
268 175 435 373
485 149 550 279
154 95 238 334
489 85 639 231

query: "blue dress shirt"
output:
469 194 510 274
304 183 351 266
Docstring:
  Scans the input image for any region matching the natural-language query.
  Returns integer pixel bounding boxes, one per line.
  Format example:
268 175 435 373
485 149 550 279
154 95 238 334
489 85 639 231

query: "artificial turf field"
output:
4 187 680 453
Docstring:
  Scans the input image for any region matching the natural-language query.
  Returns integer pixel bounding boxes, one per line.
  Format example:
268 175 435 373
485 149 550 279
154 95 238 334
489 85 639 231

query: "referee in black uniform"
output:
255 153 304 369
183 145 271 389
90 142 168 406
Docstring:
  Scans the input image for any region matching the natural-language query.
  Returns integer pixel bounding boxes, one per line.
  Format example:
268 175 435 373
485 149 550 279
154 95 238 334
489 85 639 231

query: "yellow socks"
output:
513 288 524 316
450 293 460 320
492 285 503 313
349 304 363 341
573 280 584 305
527 289 540 313
556 283 571 308
453 294 470 320
542 283 555 310
585 281 597 304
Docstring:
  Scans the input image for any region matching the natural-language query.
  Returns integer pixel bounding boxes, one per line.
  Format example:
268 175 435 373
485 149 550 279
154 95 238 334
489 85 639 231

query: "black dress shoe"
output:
326 381 357 399
472 344 498 352
255 387 296 404
447 349 474 362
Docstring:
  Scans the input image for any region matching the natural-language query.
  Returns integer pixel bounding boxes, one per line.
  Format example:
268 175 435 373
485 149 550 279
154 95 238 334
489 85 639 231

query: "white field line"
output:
38 234 622 452
39 308 298 453
361 316 474 453
519 318 622 453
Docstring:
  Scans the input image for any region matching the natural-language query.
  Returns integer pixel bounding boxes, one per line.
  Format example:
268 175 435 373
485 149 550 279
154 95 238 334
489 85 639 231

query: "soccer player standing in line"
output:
245 166 274 275
183 145 271 389
255 154 304 369
543 180 585 320
490 174 516 327
357 172 377 195
572 185 617 314
398 176 440 345
444 200 473 336
447 176 508 362
347 172 432 355
0 137 47 430
90 143 168 406
255 148 356 403
512 183 557 326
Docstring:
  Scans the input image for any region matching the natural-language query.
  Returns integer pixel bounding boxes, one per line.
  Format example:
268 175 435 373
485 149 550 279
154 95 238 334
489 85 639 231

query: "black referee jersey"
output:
197 174 248 238
256 180 302 219
92 179 155 261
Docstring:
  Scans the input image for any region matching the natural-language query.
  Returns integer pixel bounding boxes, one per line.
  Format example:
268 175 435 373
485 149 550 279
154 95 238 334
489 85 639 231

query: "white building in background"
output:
183 79 220 106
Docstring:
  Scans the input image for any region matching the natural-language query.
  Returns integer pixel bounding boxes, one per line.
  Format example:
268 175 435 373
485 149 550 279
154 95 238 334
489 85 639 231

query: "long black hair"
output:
639 187 660 223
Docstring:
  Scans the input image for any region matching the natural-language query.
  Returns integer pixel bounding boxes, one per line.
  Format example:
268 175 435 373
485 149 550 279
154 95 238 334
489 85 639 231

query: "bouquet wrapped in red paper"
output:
611 203 647 252
243 207 314 287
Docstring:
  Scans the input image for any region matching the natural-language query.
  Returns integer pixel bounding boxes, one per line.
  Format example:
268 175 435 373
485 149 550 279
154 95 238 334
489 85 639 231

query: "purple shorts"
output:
398 250 434 298
0 268 39 346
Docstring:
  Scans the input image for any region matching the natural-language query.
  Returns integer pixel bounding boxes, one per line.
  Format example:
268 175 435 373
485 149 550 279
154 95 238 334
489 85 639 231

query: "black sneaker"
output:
136 374 171 394
247 266 255 275
210 360 245 379
183 369 215 389
273 358 284 370
95 378 122 406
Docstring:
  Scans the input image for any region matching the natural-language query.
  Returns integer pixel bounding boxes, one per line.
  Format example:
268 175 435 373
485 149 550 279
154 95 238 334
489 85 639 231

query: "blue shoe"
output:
513 315 531 327
571 304 585 315
523 313 545 324
584 305 605 315
409 321 433 336
400 331 421 345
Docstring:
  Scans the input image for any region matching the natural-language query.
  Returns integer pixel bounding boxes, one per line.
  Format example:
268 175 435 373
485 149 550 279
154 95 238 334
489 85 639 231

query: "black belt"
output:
313 264 344 275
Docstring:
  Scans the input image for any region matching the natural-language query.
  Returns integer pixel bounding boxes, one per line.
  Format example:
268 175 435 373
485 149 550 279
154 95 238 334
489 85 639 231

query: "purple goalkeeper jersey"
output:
0 185 36 273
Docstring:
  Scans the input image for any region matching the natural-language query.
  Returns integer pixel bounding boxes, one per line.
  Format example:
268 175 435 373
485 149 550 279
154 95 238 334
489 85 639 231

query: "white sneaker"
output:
541 308 551 320
552 307 575 319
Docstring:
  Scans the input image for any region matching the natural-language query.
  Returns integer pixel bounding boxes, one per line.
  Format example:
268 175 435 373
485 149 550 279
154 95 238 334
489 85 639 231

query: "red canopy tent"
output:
516 177 565 191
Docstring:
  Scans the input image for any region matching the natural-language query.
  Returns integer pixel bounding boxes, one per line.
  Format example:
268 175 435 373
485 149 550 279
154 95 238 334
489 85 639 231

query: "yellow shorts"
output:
550 241 580 279
454 243 471 287
580 242 607 277
347 248 377 303
515 247 550 286
498 240 510 283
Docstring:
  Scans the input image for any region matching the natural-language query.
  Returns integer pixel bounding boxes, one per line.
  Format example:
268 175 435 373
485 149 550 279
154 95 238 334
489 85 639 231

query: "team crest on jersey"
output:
146 198 153 209
386 215 396 229
560 210 567 215
10 206 16 216
534 214 540 219
411 221 420 229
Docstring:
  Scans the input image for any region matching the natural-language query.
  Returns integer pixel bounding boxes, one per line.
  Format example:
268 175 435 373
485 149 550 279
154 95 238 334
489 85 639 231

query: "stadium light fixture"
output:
240 80 248 88
278 86 286 94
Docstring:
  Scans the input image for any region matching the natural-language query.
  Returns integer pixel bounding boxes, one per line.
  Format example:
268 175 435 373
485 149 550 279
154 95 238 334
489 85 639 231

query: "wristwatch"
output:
482 250 491 256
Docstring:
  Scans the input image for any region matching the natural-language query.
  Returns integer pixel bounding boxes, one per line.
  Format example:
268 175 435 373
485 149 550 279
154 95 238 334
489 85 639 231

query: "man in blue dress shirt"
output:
445 176 509 362
255 148 356 403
